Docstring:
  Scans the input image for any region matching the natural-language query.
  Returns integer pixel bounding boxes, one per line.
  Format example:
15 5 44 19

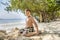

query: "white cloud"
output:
0 0 26 19
0 11 26 19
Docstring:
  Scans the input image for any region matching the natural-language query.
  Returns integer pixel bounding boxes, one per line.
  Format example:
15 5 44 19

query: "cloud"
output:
0 0 26 19
0 11 26 19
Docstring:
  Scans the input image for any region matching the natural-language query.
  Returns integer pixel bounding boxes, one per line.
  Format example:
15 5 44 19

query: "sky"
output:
0 0 26 19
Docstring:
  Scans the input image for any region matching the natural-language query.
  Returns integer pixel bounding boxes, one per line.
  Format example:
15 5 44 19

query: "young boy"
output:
20 9 39 37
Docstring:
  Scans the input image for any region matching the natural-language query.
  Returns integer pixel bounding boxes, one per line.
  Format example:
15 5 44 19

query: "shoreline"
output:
0 21 60 40
0 21 60 32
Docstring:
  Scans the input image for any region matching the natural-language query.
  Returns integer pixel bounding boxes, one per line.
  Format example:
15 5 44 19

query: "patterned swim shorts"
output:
19 27 35 34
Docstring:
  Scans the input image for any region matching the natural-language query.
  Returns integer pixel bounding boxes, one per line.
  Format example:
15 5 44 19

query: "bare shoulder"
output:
29 16 34 20
29 16 35 22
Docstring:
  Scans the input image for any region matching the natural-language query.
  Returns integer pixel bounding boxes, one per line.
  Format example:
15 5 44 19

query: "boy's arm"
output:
31 17 38 33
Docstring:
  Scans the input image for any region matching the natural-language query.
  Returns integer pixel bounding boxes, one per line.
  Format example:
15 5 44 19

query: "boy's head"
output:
25 9 31 16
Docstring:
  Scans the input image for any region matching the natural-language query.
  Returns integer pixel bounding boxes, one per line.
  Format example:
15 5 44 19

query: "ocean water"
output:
0 19 25 24
0 19 26 31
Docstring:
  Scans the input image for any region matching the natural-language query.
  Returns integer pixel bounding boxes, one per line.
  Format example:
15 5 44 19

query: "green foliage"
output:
6 0 60 22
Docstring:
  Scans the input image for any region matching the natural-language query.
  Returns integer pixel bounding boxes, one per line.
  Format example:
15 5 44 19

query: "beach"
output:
0 21 60 33
0 21 60 40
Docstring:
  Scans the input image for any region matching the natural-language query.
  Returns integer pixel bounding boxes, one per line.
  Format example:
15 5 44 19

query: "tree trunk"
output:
39 13 43 22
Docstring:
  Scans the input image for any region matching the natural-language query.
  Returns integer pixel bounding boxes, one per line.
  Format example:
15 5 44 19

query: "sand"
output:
0 21 60 40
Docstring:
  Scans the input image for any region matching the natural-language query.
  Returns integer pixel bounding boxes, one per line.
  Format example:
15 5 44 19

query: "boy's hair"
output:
25 9 31 12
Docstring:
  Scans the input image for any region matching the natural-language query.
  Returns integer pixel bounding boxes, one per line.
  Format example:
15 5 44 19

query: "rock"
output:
6 27 21 40
0 30 7 40
0 30 6 34
0 37 4 40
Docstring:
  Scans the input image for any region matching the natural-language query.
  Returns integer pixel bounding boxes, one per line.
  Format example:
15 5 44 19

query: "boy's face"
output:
25 11 30 16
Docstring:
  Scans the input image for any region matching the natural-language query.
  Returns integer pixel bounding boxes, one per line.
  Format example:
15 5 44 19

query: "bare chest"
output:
26 18 32 23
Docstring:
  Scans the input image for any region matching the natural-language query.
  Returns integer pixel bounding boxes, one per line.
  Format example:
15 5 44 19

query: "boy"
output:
20 9 39 37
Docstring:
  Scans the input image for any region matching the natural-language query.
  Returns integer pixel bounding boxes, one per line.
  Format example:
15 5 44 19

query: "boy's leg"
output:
24 32 36 37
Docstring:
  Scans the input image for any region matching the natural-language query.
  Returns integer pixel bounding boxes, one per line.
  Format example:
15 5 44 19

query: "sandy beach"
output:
0 21 60 40
0 21 60 33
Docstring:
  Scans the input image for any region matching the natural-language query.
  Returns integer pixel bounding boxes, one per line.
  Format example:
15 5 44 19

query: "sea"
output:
0 19 26 32
0 19 25 24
